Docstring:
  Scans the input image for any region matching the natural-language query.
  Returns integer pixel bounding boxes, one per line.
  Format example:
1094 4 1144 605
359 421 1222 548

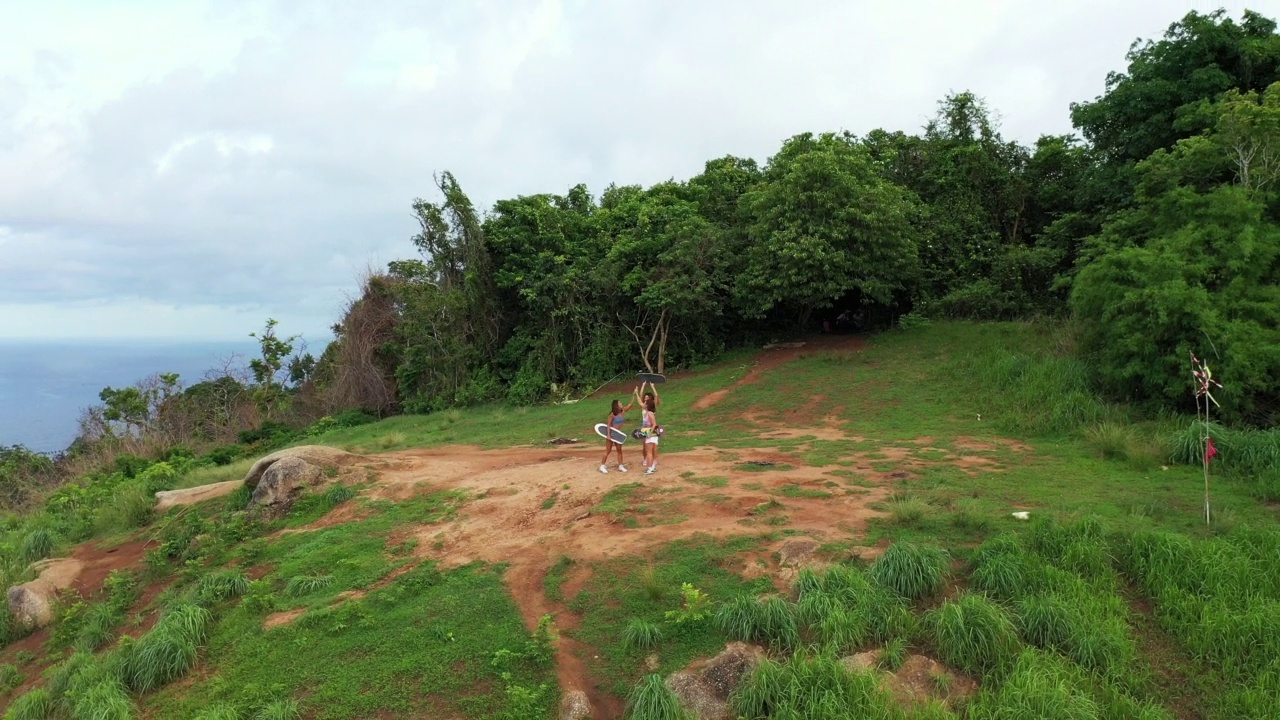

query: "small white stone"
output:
1011 511 1030 521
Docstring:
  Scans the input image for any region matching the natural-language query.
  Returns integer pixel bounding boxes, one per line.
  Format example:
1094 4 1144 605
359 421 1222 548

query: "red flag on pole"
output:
1206 437 1217 462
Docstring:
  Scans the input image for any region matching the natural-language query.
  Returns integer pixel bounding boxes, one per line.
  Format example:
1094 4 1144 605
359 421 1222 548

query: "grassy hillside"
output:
2 322 1278 719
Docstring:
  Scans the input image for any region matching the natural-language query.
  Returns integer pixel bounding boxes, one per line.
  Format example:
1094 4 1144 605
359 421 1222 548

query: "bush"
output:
113 454 150 479
869 542 950 602
925 593 1021 678
205 445 242 467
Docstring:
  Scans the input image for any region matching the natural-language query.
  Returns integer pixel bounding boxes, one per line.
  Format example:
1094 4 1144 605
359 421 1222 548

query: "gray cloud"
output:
0 0 1235 338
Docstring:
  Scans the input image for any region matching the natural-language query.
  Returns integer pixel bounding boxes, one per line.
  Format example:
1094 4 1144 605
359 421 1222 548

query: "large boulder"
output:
251 456 324 506
6 557 83 629
6 582 55 628
665 642 767 720
155 479 242 511
242 445 361 489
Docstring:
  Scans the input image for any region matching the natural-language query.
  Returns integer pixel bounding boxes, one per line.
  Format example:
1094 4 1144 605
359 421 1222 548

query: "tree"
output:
1071 10 1280 165
249 318 297 403
1071 118 1280 422
736 132 921 326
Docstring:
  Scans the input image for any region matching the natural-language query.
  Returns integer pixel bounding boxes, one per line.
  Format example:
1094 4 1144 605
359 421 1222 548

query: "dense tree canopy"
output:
310 9 1280 426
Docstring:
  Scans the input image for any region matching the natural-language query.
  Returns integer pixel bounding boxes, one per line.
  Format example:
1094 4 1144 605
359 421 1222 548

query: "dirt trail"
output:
358 441 895 718
692 335 865 411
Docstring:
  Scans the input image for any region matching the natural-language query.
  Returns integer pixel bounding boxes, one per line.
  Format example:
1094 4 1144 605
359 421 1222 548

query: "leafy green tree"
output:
736 132 921 325
1072 101 1280 421
1071 10 1280 165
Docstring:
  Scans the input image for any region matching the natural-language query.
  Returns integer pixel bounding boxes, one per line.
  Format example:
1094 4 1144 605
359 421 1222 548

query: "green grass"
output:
0 663 22 695
621 618 663 652
543 555 574 603
730 650 899 720
571 536 772 697
925 593 1021 678
868 542 950 602
778 484 833 499
625 674 690 720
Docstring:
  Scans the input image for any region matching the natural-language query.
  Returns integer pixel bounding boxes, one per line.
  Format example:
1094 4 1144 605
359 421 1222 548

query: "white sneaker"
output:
618 464 628 473
598 464 608 474
645 466 656 475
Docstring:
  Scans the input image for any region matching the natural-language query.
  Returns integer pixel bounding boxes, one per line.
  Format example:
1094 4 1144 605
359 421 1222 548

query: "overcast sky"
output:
0 0 1257 341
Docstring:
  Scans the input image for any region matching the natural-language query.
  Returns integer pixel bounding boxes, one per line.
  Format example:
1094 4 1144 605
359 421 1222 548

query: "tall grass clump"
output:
815 565 915 642
621 618 663 652
869 542 949 602
730 650 899 720
285 575 335 597
713 595 798 650
1168 421 1280 474
884 494 932 527
192 569 251 606
625 674 691 720
193 706 243 720
0 663 23 694
966 649 1099 720
6 688 56 720
925 593 1021 678
92 484 155 535
969 535 1037 600
18 527 57 564
954 344 1115 436
122 604 211 693
253 699 301 720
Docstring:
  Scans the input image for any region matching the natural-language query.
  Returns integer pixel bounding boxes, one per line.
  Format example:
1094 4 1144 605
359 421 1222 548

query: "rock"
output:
842 650 880 672
665 642 766 720
559 689 592 720
251 456 324 506
6 582 56 628
155 479 242 511
242 445 361 489
1012 511 1030 521
777 539 819 568
666 671 727 720
700 642 766 699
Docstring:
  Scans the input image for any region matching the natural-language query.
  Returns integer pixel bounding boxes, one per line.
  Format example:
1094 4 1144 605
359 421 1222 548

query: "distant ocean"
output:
0 340 262 453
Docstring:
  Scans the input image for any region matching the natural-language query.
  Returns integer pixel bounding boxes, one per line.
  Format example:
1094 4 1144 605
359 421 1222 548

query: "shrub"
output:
970 537 1036 600
1084 422 1135 461
622 618 663 652
70 677 134 720
869 542 949 601
925 593 1021 678
626 674 691 720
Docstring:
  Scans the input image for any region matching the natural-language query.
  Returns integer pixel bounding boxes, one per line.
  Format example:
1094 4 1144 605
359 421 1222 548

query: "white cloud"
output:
0 0 1240 339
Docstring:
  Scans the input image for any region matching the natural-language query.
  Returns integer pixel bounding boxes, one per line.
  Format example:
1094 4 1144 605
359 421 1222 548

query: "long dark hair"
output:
644 396 656 412
611 400 622 414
